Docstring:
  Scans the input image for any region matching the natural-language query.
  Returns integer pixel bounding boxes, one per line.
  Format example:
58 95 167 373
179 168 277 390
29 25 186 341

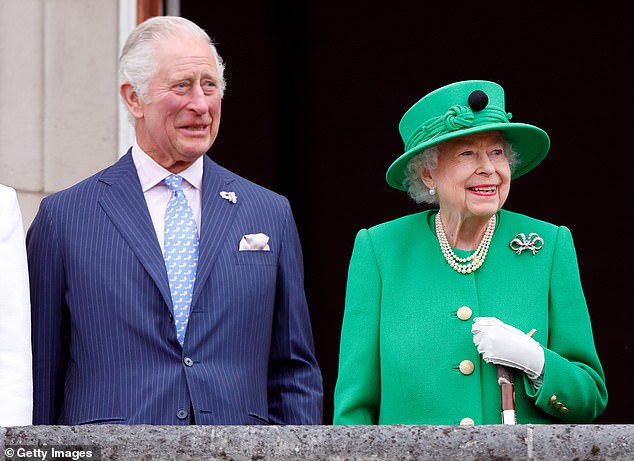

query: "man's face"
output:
135 33 222 172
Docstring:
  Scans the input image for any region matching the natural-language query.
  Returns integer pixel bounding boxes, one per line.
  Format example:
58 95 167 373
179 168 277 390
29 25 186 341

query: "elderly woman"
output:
333 80 607 425
0 184 32 426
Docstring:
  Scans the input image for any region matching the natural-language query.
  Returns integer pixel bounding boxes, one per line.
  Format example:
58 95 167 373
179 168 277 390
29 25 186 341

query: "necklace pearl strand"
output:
435 212 496 274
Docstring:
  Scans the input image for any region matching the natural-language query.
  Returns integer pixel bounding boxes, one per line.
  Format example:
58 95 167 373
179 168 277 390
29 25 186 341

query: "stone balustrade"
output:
2 424 633 460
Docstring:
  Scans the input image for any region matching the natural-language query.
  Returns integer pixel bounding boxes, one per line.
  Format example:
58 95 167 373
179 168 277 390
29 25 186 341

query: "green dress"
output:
333 209 607 425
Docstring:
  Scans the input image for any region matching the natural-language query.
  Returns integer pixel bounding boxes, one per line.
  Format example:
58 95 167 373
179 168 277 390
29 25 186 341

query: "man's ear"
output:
120 82 144 120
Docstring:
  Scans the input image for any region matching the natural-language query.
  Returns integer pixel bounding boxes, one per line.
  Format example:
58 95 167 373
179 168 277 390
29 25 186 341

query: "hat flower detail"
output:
219 191 237 204
443 105 474 130
509 232 544 255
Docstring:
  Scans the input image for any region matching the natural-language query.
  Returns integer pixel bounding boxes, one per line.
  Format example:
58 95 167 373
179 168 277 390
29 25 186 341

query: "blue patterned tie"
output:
163 174 199 346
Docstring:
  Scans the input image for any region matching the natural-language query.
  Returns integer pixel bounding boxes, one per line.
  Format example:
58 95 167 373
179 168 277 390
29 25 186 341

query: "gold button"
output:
457 306 473 321
549 395 558 405
460 417 475 426
459 360 475 375
561 406 569 414
554 402 564 409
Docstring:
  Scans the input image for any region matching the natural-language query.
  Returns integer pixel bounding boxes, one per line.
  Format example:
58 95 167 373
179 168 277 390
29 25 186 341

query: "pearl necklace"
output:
435 212 496 274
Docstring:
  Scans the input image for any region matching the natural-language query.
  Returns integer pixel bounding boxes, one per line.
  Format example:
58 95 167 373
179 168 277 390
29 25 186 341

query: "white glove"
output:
471 317 544 380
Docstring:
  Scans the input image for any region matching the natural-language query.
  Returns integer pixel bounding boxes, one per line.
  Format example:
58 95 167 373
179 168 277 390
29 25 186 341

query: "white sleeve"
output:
0 185 33 426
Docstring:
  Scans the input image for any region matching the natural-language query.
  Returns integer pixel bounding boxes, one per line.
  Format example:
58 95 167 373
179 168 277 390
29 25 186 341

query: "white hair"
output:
119 16 226 118
404 137 519 205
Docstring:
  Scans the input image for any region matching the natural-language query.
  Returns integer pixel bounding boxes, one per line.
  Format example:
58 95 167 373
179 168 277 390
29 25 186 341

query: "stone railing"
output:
2 424 633 460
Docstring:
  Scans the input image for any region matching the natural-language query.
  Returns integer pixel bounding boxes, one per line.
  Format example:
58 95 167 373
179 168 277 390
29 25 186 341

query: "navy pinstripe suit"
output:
27 152 323 425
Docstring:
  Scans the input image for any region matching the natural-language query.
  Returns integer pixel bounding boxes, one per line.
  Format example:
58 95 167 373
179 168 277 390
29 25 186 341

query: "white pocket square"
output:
239 233 270 251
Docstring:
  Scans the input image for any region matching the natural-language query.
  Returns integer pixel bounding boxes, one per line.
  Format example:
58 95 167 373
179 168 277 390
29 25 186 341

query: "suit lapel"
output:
97 151 173 309
192 156 239 305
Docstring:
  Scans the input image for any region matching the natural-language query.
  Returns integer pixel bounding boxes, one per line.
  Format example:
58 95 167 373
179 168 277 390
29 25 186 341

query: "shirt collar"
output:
131 138 204 192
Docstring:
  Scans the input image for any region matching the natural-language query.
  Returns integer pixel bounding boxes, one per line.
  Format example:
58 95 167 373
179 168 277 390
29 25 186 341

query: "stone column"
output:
0 0 119 230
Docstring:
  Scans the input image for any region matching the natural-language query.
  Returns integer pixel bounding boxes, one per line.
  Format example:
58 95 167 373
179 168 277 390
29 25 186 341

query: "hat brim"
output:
385 123 550 191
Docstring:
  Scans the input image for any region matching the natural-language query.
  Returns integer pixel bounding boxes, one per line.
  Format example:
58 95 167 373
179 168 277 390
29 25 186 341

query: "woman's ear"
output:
420 167 434 190
120 82 144 120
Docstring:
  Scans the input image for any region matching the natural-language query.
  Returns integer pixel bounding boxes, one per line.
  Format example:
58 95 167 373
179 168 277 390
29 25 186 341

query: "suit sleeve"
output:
26 198 69 425
0 187 33 426
524 225 608 422
267 201 323 424
333 229 381 424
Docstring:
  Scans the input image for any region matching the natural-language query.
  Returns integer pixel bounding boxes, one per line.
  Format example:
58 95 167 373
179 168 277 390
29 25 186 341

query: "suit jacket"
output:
333 209 607 425
0 184 32 426
27 152 323 425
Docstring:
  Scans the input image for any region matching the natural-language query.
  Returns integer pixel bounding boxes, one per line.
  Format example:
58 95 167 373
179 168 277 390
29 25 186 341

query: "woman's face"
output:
422 131 511 219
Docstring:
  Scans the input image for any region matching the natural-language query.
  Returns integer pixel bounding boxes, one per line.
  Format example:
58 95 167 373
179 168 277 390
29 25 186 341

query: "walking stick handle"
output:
496 328 536 424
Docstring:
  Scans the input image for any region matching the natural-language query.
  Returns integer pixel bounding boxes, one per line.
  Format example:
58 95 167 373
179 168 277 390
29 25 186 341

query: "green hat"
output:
386 80 550 191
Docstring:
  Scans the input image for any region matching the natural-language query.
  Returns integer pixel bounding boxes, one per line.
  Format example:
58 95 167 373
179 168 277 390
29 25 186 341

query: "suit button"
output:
457 306 472 321
176 408 188 420
183 357 194 367
459 360 474 375
460 417 475 426
549 395 558 405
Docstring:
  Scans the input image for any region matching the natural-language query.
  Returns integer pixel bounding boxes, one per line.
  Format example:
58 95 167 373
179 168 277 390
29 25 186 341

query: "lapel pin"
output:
219 191 237 204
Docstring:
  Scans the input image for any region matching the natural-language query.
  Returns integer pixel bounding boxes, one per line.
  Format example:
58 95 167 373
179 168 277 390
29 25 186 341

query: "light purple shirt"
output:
130 139 203 253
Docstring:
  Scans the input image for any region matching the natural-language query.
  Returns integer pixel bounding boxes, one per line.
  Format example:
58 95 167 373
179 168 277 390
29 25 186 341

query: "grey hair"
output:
404 138 519 205
119 16 226 110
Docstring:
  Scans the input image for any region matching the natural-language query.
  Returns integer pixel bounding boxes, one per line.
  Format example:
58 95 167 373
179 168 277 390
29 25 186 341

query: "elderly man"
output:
27 16 322 425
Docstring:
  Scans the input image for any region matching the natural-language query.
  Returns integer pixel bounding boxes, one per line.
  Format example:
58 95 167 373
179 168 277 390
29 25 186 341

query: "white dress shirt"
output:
0 184 33 426
130 139 203 253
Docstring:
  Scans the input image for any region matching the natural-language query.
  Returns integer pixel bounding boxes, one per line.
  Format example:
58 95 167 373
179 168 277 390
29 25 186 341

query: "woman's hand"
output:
471 317 544 379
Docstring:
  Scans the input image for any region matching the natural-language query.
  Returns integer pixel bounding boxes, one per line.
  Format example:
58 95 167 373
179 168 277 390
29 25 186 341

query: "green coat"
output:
333 209 607 425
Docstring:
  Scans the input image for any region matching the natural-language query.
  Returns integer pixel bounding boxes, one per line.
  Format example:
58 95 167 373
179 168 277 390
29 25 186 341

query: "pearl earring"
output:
429 188 436 196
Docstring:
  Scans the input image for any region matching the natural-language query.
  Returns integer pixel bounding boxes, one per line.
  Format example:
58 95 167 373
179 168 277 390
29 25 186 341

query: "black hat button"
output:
468 90 488 111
